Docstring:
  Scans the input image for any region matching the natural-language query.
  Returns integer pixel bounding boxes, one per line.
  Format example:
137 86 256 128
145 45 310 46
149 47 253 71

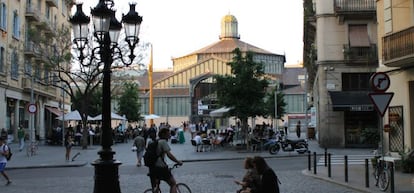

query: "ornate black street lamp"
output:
69 1 142 193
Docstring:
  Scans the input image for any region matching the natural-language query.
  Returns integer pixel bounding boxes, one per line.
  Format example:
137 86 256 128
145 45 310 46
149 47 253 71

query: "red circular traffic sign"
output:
370 72 390 92
27 103 37 113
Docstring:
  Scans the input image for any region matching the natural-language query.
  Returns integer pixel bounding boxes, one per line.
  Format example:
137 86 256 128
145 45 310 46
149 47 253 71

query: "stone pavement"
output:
4 131 414 193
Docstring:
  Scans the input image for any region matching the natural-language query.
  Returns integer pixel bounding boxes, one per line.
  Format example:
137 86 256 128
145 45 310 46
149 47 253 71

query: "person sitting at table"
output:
248 131 261 151
207 131 216 148
213 132 225 147
192 132 203 152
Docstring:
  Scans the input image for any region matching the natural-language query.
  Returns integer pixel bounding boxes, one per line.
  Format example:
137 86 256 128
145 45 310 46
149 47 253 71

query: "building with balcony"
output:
376 0 413 154
0 0 73 142
304 0 379 147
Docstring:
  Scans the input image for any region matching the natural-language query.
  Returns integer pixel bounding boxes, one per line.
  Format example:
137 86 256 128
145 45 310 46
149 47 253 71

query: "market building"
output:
138 14 286 127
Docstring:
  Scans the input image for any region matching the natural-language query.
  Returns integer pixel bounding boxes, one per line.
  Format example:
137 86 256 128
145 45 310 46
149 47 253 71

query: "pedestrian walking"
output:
0 128 7 144
17 125 25 151
296 121 301 138
252 156 280 193
0 137 11 185
282 120 288 136
64 131 74 161
132 131 145 167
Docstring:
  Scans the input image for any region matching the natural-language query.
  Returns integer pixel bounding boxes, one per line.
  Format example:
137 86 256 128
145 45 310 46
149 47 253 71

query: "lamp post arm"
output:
110 44 136 66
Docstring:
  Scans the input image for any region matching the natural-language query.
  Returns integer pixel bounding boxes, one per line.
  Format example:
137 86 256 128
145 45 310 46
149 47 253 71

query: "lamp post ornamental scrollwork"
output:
69 1 142 193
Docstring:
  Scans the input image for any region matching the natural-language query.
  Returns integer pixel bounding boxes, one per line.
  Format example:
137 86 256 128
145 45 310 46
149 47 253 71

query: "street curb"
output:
6 152 313 170
301 169 374 193
7 161 89 170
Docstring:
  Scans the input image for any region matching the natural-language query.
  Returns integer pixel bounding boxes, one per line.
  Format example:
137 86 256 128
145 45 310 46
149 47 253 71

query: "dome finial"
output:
219 14 240 40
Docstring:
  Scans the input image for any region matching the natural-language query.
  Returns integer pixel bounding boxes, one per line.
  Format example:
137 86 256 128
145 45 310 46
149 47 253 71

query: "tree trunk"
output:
241 117 249 151
82 120 88 149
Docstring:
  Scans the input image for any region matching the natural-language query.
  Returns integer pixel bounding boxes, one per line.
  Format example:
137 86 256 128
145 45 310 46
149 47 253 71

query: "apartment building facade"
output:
304 0 379 147
376 0 414 153
0 0 72 142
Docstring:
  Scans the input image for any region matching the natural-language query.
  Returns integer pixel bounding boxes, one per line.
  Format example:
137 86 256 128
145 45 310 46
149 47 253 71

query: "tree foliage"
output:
214 48 268 129
117 82 141 122
29 23 146 149
71 87 102 117
264 89 287 119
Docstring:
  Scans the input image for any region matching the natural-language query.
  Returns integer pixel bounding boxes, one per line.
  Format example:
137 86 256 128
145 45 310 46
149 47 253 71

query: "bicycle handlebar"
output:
172 163 183 169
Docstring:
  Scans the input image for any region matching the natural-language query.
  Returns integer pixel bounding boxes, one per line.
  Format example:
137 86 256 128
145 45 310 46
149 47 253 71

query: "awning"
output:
349 25 370 47
329 91 373 111
45 106 63 116
209 107 231 117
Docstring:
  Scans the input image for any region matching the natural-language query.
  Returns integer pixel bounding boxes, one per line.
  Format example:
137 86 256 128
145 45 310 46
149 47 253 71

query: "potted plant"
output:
383 124 391 132
371 156 378 168
399 148 414 173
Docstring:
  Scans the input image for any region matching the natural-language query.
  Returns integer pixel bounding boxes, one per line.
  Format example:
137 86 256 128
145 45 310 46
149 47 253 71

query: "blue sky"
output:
75 0 303 69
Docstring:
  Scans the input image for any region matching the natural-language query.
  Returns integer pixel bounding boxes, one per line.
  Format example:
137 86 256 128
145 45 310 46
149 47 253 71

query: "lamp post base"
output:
92 150 122 193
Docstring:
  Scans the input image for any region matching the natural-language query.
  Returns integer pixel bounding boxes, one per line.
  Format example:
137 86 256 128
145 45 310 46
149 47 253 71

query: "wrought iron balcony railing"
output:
25 6 40 22
334 0 376 21
383 26 414 67
45 0 58 7
343 44 378 65
334 0 376 12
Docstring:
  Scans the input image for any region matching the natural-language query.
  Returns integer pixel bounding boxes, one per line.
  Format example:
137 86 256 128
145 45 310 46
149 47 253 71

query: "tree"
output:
264 89 287 120
72 87 103 117
214 48 268 145
117 82 141 123
28 23 147 149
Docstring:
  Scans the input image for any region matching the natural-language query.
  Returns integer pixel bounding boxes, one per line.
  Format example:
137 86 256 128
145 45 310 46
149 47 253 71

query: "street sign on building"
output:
370 72 390 92
369 72 393 117
368 93 394 117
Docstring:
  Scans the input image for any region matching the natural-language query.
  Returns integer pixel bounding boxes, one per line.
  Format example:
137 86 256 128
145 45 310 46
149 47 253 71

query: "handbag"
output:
131 145 137 152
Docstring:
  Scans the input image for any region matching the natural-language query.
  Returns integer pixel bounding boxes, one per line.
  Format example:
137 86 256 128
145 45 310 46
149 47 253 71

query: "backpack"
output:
3 145 12 161
143 140 159 167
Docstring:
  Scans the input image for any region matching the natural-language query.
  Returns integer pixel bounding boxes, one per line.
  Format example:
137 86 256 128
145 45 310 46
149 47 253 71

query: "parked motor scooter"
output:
269 134 308 154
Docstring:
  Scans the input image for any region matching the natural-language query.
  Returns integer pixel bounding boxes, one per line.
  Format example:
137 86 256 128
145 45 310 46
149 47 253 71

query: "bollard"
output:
324 148 327 167
365 159 369 188
328 153 332 177
390 162 394 193
344 155 348 182
308 151 311 171
328 153 331 177
313 152 317 174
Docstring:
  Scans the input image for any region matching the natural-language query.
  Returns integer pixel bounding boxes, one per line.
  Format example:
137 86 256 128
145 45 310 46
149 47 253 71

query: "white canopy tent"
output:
56 110 94 121
92 112 127 121
209 107 232 117
143 114 160 120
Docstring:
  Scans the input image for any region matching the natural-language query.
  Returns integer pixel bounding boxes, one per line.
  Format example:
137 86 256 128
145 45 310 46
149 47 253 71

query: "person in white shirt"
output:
282 120 288 137
0 137 11 185
192 132 202 152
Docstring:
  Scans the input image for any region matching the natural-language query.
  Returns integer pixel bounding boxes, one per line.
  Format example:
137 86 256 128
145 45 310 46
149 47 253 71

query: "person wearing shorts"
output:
0 137 11 185
148 128 182 193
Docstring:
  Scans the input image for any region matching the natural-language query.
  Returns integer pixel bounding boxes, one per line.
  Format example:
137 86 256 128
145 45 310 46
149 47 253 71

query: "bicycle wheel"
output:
143 188 154 193
373 167 379 180
378 170 390 191
143 187 161 193
177 183 191 193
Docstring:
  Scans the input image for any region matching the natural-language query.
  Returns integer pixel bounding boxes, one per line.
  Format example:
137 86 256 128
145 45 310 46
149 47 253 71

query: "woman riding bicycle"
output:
148 128 183 193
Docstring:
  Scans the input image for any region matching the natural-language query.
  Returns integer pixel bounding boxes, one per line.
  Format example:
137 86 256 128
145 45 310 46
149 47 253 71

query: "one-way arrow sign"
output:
368 92 394 117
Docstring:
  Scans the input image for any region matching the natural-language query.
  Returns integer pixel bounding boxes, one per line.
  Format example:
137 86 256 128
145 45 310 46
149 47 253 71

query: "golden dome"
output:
222 14 238 23
220 14 239 40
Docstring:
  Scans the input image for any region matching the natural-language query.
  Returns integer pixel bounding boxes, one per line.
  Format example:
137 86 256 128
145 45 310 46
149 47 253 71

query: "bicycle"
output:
373 156 390 191
26 141 38 157
143 164 192 193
